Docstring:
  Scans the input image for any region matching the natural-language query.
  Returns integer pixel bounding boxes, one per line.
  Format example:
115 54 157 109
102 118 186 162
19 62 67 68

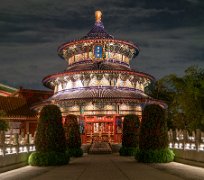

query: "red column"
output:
113 115 117 143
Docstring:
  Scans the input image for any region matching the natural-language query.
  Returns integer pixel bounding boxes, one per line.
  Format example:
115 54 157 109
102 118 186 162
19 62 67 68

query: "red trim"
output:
57 39 139 56
42 69 155 87
0 90 11 96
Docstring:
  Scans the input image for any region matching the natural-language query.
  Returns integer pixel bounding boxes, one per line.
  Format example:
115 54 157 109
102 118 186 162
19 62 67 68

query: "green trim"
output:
0 83 17 93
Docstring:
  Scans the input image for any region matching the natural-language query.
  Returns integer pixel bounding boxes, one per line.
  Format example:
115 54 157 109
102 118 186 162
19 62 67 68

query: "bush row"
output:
29 105 83 166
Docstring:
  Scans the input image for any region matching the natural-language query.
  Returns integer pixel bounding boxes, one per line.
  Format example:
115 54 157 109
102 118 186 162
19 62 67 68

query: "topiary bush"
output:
29 105 69 166
66 148 83 157
35 105 66 153
135 149 174 163
119 147 139 156
135 104 174 163
120 114 140 156
29 151 70 166
64 114 83 157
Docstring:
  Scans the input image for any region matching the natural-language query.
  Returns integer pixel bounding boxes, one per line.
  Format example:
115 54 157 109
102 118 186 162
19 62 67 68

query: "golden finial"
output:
95 10 102 23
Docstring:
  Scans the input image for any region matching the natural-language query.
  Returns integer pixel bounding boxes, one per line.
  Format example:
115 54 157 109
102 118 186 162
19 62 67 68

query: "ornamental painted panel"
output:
94 45 103 58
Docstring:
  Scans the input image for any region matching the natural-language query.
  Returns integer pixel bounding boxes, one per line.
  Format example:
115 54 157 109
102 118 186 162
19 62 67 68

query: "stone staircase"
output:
89 142 112 154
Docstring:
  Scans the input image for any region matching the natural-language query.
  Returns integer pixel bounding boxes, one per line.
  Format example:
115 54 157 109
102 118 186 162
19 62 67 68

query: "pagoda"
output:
36 11 165 144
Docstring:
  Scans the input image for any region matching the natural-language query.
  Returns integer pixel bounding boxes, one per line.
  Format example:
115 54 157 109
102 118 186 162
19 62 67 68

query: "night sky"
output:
0 0 204 90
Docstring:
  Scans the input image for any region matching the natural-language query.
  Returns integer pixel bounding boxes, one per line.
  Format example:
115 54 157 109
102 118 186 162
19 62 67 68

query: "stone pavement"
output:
0 154 204 180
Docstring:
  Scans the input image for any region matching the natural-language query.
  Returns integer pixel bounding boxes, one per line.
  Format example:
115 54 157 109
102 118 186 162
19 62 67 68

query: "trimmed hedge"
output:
120 114 140 156
29 105 68 166
64 115 83 157
135 148 174 163
29 151 69 166
119 147 139 156
66 148 83 157
35 105 66 153
139 105 168 150
137 104 174 163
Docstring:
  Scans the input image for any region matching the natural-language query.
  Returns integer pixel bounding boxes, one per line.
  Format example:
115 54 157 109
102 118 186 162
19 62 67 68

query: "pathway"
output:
0 154 204 180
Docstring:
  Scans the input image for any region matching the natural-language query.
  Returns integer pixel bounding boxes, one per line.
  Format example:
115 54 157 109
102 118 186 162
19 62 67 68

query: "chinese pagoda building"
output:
37 11 165 144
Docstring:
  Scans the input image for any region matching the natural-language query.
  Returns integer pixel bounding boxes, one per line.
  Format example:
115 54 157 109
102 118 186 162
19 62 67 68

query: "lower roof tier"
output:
50 87 148 101
33 87 167 110
43 66 155 90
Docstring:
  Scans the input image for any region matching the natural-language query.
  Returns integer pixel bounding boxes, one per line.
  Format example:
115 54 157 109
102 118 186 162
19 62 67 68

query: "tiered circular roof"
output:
82 21 114 40
37 11 167 110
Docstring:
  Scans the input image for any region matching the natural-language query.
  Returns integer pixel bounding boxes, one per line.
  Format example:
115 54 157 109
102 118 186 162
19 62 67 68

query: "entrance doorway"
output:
84 116 115 143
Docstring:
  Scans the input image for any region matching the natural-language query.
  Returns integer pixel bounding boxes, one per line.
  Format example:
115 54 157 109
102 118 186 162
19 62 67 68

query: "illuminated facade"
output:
37 11 165 144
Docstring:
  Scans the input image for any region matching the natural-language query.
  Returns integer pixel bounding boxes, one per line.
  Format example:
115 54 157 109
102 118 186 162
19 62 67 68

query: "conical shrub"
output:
135 104 174 163
64 114 83 157
120 114 140 156
29 105 69 166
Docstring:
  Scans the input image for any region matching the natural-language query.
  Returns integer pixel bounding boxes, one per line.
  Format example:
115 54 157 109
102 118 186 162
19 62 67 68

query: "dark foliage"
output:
139 105 168 150
0 110 9 131
34 105 66 153
122 114 140 148
28 151 69 166
66 148 83 157
137 104 174 163
0 120 9 131
119 147 139 156
135 148 174 163
64 114 83 157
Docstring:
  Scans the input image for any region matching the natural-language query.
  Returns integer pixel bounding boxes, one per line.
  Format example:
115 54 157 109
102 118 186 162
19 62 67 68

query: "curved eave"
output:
32 97 167 110
42 69 155 89
57 38 139 59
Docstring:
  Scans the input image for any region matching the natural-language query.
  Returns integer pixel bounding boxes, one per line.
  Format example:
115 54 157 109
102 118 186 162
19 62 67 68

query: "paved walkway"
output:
0 154 204 180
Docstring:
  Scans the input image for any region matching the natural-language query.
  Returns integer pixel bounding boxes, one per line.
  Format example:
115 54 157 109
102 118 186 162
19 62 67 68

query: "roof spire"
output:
95 10 102 23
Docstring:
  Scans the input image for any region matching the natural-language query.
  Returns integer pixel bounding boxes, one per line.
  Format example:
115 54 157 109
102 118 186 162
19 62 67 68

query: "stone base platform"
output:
89 142 112 154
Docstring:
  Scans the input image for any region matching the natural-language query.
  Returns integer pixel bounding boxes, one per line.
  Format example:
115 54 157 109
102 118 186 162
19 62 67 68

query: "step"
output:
89 142 112 154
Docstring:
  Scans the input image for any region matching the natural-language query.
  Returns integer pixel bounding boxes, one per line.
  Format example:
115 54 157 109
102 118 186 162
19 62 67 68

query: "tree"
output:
153 66 204 131
119 114 140 156
64 114 83 157
136 104 174 163
0 110 9 131
29 105 69 166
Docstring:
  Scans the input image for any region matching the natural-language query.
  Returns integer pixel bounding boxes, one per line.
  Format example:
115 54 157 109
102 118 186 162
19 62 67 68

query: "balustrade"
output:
0 132 35 156
168 129 204 152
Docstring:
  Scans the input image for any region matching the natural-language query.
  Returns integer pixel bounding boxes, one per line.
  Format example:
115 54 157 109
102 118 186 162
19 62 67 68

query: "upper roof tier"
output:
58 11 139 65
81 11 113 40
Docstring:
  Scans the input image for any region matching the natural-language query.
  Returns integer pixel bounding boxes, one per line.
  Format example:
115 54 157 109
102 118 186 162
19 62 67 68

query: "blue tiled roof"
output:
82 22 113 39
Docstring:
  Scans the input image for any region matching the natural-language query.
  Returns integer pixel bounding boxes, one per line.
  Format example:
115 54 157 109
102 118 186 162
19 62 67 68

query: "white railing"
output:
168 129 204 152
0 132 36 156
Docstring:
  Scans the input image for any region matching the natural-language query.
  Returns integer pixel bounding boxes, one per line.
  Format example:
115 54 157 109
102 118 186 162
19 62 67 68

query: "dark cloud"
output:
0 0 204 89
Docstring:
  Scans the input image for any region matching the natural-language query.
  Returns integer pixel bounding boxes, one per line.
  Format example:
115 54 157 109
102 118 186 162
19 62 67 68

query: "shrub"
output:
137 104 174 163
0 110 9 131
120 114 140 156
135 148 175 163
119 147 139 156
66 148 83 157
35 105 66 153
0 120 9 131
29 151 69 166
30 105 68 166
139 105 168 150
64 115 83 157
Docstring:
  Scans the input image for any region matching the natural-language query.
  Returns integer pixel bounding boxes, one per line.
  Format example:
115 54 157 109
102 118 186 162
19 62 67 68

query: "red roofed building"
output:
0 86 53 136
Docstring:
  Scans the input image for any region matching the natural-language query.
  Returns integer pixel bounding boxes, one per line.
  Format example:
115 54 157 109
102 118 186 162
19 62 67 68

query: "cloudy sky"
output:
0 0 204 90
